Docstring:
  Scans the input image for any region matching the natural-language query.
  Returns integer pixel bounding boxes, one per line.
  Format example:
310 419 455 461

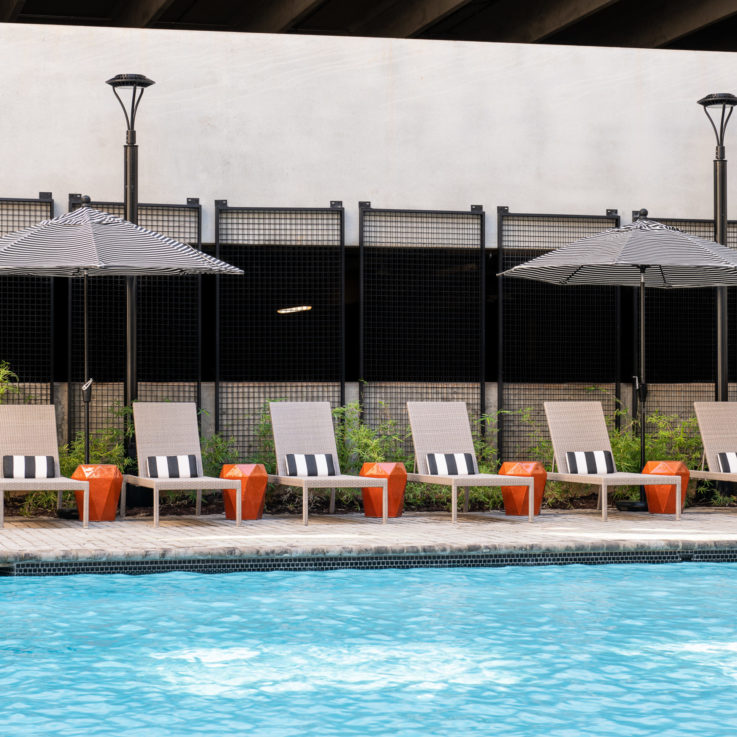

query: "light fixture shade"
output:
106 74 155 89
698 93 737 108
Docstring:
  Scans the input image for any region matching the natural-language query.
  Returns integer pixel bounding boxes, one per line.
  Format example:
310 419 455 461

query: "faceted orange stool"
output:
642 460 689 514
360 462 407 518
498 461 547 516
220 464 268 520
72 464 123 522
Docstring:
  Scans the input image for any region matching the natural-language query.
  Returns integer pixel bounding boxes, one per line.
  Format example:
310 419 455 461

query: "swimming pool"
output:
2 563 737 736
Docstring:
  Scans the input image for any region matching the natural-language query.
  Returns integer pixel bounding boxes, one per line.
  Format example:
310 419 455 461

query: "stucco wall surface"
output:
0 22 734 242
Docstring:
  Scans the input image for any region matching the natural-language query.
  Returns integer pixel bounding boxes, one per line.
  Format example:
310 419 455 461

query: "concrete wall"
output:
1 23 736 244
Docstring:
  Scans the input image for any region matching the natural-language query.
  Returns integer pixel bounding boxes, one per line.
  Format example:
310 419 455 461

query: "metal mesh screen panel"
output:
360 207 484 445
68 199 202 439
0 196 54 404
499 210 620 460
216 205 344 456
643 217 737 426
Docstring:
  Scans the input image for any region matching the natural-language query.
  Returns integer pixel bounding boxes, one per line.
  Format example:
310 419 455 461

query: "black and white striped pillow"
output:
2 455 55 479
285 453 336 476
717 452 737 473
147 455 199 479
566 450 614 475
426 453 476 475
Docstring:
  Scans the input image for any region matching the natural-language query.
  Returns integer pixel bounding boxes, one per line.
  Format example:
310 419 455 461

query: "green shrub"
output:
0 360 18 403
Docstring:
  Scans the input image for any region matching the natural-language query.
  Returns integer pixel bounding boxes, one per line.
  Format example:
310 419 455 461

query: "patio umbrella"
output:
500 214 737 506
0 205 243 462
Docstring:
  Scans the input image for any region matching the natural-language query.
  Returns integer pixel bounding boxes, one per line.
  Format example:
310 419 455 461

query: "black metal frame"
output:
359 202 486 439
0 192 55 405
497 206 621 460
66 195 203 441
214 200 346 455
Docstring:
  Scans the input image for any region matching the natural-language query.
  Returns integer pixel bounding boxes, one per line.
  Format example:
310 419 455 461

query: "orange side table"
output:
498 461 547 516
72 464 123 522
220 464 268 520
641 460 689 514
360 462 407 518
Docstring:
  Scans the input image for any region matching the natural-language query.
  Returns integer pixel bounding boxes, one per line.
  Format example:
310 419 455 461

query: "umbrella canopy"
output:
0 205 242 464
0 206 243 277
501 216 737 509
502 218 737 287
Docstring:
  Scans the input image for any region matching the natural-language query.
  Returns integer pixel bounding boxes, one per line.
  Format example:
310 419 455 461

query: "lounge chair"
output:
268 401 388 525
544 401 683 520
406 401 536 522
692 402 737 486
0 405 89 528
121 402 241 527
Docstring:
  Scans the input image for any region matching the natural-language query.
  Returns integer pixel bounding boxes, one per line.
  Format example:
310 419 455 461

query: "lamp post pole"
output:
106 74 155 410
698 93 737 402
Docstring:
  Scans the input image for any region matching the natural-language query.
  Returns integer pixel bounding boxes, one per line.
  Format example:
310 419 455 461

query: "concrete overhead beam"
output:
490 0 621 43
616 0 737 47
117 0 178 28
359 0 473 38
236 0 326 33
0 0 25 22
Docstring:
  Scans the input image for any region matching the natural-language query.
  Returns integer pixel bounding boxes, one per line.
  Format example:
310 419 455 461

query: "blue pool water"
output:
2 563 737 736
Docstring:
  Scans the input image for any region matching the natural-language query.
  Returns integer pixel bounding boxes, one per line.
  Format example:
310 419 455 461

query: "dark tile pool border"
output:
5 547 737 575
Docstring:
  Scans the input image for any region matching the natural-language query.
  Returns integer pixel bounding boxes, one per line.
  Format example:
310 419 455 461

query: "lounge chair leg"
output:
382 480 388 524
601 483 608 522
463 487 469 514
528 479 535 522
0 489 4 528
57 490 63 511
675 478 682 521
83 486 89 529
329 488 335 514
196 490 202 516
153 487 160 528
235 487 242 527
120 479 127 519
596 488 601 511
451 482 458 523
303 486 309 526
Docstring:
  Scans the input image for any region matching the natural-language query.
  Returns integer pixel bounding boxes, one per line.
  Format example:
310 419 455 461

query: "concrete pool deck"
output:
4 507 737 574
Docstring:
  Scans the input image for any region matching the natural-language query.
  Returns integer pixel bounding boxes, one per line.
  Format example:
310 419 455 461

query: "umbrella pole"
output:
82 271 92 465
637 269 648 506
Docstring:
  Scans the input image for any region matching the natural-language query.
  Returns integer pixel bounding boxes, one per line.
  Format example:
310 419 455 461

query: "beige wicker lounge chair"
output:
692 402 737 485
406 401 536 522
545 401 683 521
268 401 388 525
121 402 241 527
0 405 89 528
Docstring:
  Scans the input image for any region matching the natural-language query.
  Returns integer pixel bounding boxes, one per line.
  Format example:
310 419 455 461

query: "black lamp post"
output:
106 73 155 410
698 92 737 402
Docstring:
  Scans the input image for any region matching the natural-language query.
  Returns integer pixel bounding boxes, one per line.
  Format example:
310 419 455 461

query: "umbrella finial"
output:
635 208 648 220
80 195 91 208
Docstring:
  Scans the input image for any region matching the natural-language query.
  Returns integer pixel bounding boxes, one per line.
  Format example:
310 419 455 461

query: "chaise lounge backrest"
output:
694 402 737 472
407 402 478 474
0 405 62 476
270 402 341 476
544 401 616 474
133 402 204 479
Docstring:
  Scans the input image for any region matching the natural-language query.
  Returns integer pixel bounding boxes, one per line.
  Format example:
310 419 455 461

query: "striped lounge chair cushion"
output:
566 450 615 475
717 452 737 473
2 455 55 479
426 453 476 475
285 453 336 476
147 455 199 478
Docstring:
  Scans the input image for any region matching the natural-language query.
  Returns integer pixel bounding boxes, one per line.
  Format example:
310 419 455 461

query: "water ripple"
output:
2 563 737 735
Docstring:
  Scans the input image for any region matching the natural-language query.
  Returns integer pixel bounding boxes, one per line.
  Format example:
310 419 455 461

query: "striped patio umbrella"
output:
0 206 242 461
501 216 737 502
